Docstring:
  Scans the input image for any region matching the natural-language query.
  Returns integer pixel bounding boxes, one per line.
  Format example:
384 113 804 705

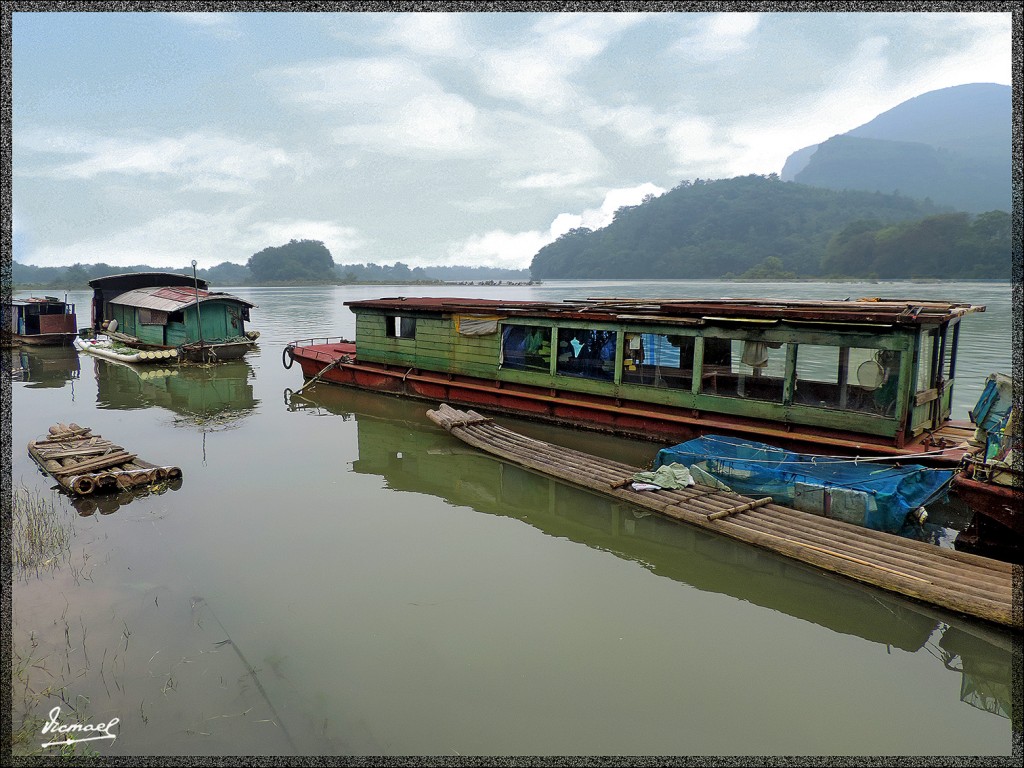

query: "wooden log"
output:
52 452 136 476
35 445 121 460
764 504 1014 576
705 496 773 521
726 513 1009 595
67 475 97 495
741 507 1012 587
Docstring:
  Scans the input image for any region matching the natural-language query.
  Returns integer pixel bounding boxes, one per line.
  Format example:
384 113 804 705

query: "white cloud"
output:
377 13 471 57
548 183 666 238
582 103 664 145
15 130 307 193
268 57 439 110
674 13 761 60
333 92 483 155
443 182 667 269
664 117 743 176
22 209 367 269
444 228 553 270
477 13 647 112
165 12 242 40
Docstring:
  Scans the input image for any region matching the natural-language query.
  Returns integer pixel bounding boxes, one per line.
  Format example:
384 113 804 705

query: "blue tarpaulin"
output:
654 435 954 532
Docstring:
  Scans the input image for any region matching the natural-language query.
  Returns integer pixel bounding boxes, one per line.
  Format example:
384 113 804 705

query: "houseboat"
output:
284 296 987 467
3 296 78 346
88 272 258 362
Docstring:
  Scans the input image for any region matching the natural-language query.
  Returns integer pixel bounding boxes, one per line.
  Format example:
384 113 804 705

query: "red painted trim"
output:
289 342 972 466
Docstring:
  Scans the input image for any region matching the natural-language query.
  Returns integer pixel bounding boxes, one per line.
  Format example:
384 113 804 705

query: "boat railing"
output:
287 336 354 347
284 337 356 368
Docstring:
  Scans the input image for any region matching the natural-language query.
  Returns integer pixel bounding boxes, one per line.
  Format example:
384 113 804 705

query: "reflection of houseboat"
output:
88 272 258 362
286 297 984 466
12 344 82 388
90 354 257 426
3 297 78 346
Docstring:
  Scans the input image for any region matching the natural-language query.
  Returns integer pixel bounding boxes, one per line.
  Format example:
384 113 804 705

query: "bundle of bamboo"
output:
28 423 182 496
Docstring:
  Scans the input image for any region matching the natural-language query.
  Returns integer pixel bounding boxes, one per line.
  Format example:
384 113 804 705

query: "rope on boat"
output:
291 354 351 397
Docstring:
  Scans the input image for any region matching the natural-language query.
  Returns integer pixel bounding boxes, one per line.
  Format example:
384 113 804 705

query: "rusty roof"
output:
109 286 256 312
344 296 984 326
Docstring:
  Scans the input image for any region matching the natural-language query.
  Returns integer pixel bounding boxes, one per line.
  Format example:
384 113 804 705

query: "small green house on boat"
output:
89 272 257 361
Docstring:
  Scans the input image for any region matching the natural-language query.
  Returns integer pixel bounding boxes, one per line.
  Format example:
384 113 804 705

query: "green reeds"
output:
12 486 74 578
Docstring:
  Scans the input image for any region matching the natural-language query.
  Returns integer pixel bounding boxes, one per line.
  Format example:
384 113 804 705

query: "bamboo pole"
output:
705 496 773 521
723 512 1008 595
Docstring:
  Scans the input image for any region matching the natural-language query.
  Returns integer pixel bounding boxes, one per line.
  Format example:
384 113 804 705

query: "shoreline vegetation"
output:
11 276 1012 291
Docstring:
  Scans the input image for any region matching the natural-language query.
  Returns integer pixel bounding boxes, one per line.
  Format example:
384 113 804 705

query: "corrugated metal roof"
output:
109 286 256 312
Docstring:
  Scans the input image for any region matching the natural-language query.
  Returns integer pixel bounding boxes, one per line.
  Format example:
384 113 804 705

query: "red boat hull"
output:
286 341 974 466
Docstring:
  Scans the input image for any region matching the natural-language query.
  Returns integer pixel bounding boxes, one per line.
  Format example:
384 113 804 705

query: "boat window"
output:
621 333 694 389
701 338 786 402
916 330 936 392
385 315 417 339
501 325 552 373
556 329 616 381
139 308 168 326
794 345 896 415
943 324 958 379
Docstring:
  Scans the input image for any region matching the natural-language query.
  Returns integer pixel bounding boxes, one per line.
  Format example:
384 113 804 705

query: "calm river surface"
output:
7 280 1016 756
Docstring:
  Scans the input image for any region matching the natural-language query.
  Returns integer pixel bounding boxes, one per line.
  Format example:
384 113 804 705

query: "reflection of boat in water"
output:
938 625 1013 720
91 354 258 428
9 343 81 388
285 384 1013 720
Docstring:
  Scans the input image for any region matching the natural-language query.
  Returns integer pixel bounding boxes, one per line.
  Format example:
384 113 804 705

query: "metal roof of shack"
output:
344 296 984 326
109 286 256 312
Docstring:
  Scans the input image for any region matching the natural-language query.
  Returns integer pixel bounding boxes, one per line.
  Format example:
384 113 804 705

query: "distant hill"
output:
781 83 1010 214
528 174 993 279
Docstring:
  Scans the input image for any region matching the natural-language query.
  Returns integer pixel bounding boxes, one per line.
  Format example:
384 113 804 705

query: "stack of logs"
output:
28 423 182 496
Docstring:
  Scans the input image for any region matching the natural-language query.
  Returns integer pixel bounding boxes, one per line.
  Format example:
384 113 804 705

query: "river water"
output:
7 280 1016 756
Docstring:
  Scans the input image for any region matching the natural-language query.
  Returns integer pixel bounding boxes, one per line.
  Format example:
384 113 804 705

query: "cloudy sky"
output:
11 8 1012 270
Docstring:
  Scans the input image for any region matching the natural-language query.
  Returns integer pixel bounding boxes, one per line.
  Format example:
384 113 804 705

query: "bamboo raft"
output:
28 423 183 496
426 405 1018 629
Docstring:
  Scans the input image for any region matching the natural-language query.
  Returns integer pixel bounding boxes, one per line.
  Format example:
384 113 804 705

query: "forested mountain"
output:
782 83 1010 214
528 174 1011 279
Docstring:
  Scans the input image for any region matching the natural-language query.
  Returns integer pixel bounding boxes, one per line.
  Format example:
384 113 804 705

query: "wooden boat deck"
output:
426 405 1018 629
28 423 182 496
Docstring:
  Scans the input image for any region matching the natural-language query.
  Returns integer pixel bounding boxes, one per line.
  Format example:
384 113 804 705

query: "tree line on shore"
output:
11 241 530 289
530 175 1012 280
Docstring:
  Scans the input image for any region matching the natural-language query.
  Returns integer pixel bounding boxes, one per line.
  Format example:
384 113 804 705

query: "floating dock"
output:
426 405 1017 629
28 423 182 496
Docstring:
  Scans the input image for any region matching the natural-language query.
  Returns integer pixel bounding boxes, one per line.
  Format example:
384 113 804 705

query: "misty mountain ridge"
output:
781 83 1010 213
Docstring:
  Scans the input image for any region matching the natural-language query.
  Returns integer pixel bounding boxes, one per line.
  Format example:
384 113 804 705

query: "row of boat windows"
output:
379 316 955 416
501 324 948 416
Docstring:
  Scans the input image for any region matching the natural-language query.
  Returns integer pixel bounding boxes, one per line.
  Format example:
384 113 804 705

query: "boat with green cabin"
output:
285 296 986 467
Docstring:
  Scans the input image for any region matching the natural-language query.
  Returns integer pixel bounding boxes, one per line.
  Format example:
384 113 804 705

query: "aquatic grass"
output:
11 486 74 579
